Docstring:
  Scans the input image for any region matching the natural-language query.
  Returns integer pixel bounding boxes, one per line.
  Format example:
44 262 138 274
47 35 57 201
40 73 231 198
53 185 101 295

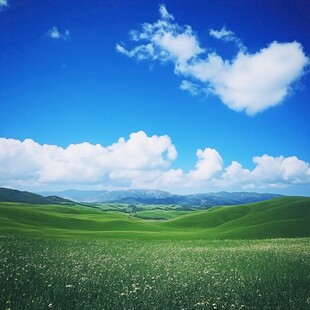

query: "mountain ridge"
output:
39 188 283 207
0 187 284 207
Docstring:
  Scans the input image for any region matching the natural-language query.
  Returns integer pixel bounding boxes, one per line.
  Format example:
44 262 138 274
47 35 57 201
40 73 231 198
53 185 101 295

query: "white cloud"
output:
223 161 250 181
1 133 310 193
161 169 184 186
116 5 204 65
208 42 308 115
217 155 310 190
251 154 310 185
209 26 246 51
189 148 223 181
0 132 176 187
159 4 174 21
117 5 309 115
210 27 233 40
0 0 8 8
179 80 201 96
47 26 70 41
154 150 310 192
177 42 308 115
157 30 204 63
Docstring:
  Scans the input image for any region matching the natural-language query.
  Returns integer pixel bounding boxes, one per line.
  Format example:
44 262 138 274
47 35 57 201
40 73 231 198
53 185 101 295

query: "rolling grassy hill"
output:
162 196 310 239
0 187 75 205
0 196 309 239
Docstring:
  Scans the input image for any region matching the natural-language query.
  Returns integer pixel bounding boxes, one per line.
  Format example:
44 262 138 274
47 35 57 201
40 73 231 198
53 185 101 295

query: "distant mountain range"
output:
39 188 283 207
0 187 283 207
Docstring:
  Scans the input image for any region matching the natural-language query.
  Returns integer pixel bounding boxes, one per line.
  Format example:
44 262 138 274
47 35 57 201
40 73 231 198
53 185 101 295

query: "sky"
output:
1 0 310 195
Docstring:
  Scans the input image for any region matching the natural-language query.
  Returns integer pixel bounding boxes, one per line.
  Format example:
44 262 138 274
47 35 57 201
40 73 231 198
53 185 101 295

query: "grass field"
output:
0 197 309 309
0 235 309 310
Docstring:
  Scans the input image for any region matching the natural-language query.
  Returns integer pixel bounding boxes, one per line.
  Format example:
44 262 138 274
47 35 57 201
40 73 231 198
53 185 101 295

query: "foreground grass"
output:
0 235 309 310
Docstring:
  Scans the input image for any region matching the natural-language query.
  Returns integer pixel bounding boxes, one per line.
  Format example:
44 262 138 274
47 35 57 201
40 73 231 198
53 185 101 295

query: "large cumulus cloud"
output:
117 4 309 115
1 132 310 193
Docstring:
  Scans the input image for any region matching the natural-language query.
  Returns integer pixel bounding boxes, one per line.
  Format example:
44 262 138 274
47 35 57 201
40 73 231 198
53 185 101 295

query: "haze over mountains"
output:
39 189 282 207
0 187 283 207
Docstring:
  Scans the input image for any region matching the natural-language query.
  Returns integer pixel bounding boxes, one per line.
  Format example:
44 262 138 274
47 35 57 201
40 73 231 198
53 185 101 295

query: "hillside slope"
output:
0 188 75 205
163 196 310 239
0 197 309 239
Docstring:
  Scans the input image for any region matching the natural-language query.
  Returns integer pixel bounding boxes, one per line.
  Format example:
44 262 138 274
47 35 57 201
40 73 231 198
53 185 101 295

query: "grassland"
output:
0 235 309 310
0 197 309 309
0 196 309 239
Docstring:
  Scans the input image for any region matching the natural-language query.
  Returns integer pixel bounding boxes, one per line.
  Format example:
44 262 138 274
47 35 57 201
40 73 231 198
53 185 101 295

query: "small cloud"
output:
47 26 70 41
116 5 204 65
159 4 174 21
0 0 8 9
209 26 246 51
209 27 233 40
180 80 201 96
117 4 309 115
189 148 223 181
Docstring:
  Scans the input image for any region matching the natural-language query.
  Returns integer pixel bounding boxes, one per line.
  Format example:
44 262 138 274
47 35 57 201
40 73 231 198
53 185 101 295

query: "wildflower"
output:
6 301 11 310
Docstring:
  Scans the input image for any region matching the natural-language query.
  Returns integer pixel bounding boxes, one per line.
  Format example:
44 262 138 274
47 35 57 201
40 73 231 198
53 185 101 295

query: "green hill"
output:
0 203 163 238
0 196 309 239
163 196 310 239
0 187 75 205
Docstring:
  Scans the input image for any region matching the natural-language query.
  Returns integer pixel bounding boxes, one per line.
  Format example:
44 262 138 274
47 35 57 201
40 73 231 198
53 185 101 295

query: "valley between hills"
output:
0 187 309 239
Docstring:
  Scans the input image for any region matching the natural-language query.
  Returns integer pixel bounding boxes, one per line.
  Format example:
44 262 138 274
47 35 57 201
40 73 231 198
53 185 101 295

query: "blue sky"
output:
1 0 310 195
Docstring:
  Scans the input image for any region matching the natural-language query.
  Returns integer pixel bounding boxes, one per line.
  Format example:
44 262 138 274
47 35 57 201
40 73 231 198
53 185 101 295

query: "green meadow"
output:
0 196 309 239
0 197 309 309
